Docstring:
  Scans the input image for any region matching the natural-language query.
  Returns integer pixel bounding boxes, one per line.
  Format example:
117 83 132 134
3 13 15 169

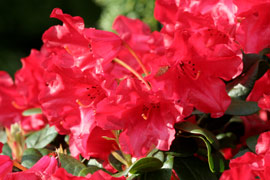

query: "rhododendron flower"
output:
39 64 110 134
69 107 118 160
0 155 13 179
0 71 23 128
2 156 58 180
154 30 242 117
96 78 183 157
220 131 270 180
0 70 45 131
42 8 95 70
235 3 270 53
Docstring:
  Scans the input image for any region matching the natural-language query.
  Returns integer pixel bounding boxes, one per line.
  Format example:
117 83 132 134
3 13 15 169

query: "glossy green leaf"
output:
195 136 226 173
1 143 12 158
21 148 51 168
175 121 219 150
233 148 251 159
140 169 172 180
246 134 260 153
22 108 42 116
173 156 217 180
109 150 124 171
59 153 86 176
225 99 260 116
227 52 270 100
131 155 173 180
129 157 163 174
26 125 58 148
78 166 102 177
112 157 163 177
259 48 270 56
148 150 164 162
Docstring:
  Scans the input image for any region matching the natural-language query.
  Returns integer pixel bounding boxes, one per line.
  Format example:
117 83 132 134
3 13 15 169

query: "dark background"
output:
0 0 101 76
0 0 157 76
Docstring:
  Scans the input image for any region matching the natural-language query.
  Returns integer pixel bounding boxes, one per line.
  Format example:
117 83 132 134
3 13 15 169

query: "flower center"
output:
178 60 201 80
141 102 160 120
76 85 105 108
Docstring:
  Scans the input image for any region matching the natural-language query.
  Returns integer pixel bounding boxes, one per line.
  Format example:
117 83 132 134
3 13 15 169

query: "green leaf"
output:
64 135 69 144
0 128 7 143
246 134 260 153
26 125 58 148
225 99 260 116
109 150 124 171
195 136 226 173
78 166 102 177
21 148 51 168
112 157 163 177
140 169 173 180
227 52 270 100
1 143 12 158
175 121 219 150
233 148 251 159
147 150 165 162
173 156 217 180
259 48 270 56
59 153 86 176
22 108 42 116
129 157 163 174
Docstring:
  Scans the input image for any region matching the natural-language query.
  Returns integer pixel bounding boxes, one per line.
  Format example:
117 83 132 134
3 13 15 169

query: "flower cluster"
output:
0 0 270 179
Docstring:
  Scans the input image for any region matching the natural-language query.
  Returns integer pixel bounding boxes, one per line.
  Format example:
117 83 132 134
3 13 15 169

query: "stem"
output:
113 58 151 90
124 43 149 76
13 160 28 171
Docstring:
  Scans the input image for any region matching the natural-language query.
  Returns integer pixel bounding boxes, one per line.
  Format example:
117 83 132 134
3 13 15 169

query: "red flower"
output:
220 131 270 180
84 28 122 66
95 78 182 157
248 70 270 111
235 3 270 53
3 156 58 180
42 8 94 70
0 71 22 128
0 155 13 179
39 65 108 134
69 107 118 160
156 30 242 117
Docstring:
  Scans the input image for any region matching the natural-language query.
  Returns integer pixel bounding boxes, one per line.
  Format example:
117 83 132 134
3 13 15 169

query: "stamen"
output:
13 160 28 171
113 58 151 90
11 101 26 110
64 45 72 55
76 99 92 108
178 61 201 80
142 113 148 120
124 42 149 76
